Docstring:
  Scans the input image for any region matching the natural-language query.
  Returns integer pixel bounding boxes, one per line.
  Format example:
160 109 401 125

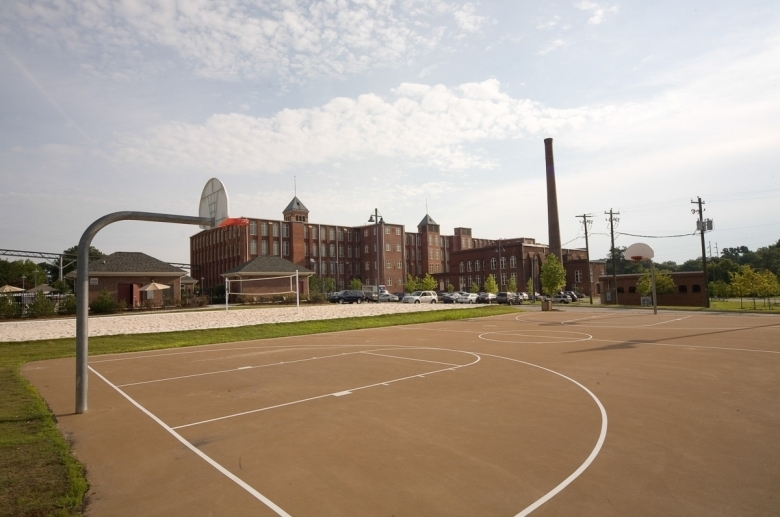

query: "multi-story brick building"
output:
190 197 604 296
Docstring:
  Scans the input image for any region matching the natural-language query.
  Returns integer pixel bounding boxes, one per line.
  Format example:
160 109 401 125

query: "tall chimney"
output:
544 138 562 261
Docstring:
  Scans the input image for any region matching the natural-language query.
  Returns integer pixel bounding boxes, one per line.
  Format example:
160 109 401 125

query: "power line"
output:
615 231 697 239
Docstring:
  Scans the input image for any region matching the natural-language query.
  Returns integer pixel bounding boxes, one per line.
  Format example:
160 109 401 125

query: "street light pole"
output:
368 208 383 291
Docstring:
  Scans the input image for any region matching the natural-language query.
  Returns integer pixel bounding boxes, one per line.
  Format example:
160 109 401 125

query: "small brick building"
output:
599 271 708 307
222 256 313 302
69 252 186 307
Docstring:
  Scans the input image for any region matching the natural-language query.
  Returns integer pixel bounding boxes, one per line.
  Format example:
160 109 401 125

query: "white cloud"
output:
4 0 490 82
536 15 561 30
113 79 597 174
574 1 619 25
452 3 489 33
538 39 567 55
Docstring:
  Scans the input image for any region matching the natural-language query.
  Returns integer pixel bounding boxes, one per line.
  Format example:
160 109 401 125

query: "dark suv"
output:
341 290 367 304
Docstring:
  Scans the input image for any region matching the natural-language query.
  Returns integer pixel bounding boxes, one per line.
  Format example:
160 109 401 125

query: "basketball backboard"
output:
625 242 654 262
199 178 230 229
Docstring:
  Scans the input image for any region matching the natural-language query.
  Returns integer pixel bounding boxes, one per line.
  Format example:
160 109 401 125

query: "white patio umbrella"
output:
139 282 171 292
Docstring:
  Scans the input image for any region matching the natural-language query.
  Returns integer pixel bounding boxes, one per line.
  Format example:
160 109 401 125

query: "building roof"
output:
223 256 313 276
283 196 309 213
67 252 186 277
418 213 438 227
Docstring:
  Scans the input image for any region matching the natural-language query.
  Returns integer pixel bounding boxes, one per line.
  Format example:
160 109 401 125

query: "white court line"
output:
88 366 291 517
89 344 351 364
477 354 608 517
478 331 593 345
116 350 370 387
589 338 780 354
644 315 693 326
172 351 481 430
360 351 461 367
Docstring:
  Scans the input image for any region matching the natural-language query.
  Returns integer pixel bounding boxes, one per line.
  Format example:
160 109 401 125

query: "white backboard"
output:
199 178 230 229
625 242 654 261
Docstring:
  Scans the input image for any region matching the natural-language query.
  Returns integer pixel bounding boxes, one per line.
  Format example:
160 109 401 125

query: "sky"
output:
1 0 779 268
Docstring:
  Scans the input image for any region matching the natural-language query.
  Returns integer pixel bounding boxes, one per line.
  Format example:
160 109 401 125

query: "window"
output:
396 244 401 252
272 223 279 237
262 241 268 255
500 257 506 269
365 261 370 271
273 242 279 256
250 221 257 235
339 263 344 274
679 285 688 293
329 228 335 240
386 260 392 269
575 270 582 283
251 239 257 255
356 246 360 258
374 227 377 236
312 244 317 257
283 242 289 256
330 244 335 257
338 229 343 241
339 245 344 257
459 262 464 273
475 275 481 287
347 231 352 242
428 235 431 245
396 228 401 236
510 255 517 268
282 224 289 237
365 245 369 254
304 242 309 256
364 229 368 237
385 227 390 234
628 286 636 293
429 250 432 259
304 226 308 238
467 261 472 272
468 276 473 287
386 243 391 251
490 258 497 270
330 262 335 274
397 261 402 268
475 260 480 272
617 287 624 293
459 277 465 289
374 261 377 270
321 244 326 257
261 222 268 236
692 284 701 292
356 263 361 273
501 273 506 286
374 243 377 252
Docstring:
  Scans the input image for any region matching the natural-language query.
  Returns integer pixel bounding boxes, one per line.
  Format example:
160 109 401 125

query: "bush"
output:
26 292 56 318
309 292 327 303
90 289 120 314
0 294 21 319
58 294 77 315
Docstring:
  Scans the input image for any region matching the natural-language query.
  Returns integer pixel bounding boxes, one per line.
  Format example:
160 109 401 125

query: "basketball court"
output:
23 308 780 516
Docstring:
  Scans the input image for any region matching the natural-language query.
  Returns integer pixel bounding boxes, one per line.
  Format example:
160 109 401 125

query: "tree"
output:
469 282 480 293
729 269 749 309
405 274 419 293
447 283 454 293
0 259 47 288
636 270 675 296
730 266 760 309
309 275 324 293
419 273 437 291
709 280 731 300
756 270 779 309
507 275 518 293
678 259 703 272
322 277 336 293
540 254 566 296
526 277 534 297
348 278 363 290
484 274 498 294
603 246 644 275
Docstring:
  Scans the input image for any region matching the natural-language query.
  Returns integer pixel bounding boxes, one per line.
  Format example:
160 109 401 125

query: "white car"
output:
402 290 438 304
518 292 530 301
378 292 399 302
456 293 478 304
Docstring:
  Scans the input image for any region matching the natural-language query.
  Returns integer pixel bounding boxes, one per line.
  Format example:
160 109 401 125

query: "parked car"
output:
518 292 529 301
402 291 438 304
441 292 466 303
563 291 579 302
341 290 367 304
456 293 478 304
496 292 522 305
328 290 346 303
477 292 497 304
378 292 399 302
552 293 572 304
392 292 406 302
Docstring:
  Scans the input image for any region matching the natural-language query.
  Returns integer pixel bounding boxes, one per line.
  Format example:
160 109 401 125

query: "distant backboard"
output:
199 178 230 229
625 242 654 262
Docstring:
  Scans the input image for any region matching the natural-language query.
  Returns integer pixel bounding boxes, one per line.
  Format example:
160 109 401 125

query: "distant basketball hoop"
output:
625 242 657 315
199 178 230 229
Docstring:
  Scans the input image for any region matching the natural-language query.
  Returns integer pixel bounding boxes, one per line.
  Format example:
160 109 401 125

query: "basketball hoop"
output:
199 178 230 229
625 242 657 315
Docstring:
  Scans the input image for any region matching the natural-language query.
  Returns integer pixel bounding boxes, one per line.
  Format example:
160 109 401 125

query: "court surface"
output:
23 308 780 516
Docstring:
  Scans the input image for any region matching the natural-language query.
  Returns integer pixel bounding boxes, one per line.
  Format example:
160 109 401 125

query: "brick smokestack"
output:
544 138 562 261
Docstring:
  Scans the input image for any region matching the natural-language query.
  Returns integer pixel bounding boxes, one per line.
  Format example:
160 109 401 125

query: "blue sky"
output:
1 0 778 266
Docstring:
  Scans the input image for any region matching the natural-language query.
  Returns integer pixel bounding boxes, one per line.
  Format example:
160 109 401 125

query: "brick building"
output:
599 271 707 307
190 197 605 296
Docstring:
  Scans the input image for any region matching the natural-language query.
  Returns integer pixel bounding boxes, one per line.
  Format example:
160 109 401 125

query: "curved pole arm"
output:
76 211 213 414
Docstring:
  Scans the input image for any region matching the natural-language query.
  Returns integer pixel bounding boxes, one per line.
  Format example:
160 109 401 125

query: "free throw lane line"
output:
88 366 291 517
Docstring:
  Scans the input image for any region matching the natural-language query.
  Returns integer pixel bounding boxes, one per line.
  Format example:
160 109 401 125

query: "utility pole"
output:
605 209 620 305
692 197 710 308
715 242 719 257
576 214 594 304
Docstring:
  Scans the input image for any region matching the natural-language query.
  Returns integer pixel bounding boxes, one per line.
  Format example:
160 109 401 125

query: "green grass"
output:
0 305 516 516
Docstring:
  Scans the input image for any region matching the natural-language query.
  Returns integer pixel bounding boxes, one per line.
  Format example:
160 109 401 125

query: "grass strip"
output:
0 305 516 516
